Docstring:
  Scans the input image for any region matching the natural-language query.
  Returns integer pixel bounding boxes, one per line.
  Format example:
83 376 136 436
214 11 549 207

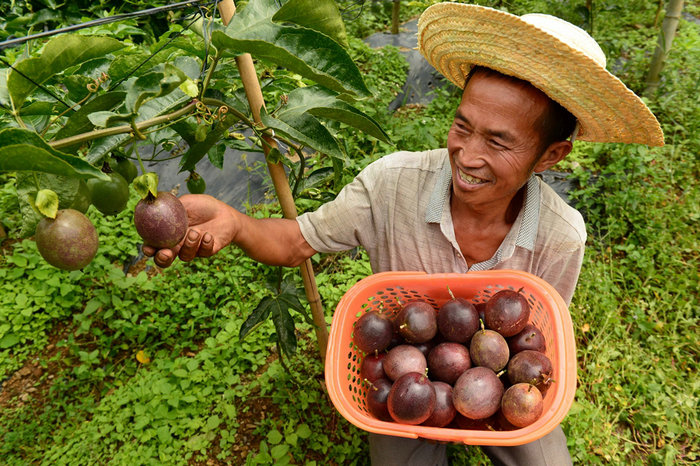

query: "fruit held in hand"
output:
133 192 188 248
353 310 394 354
501 383 543 427
88 172 130 216
484 289 531 337
395 300 437 343
35 209 98 270
388 372 436 425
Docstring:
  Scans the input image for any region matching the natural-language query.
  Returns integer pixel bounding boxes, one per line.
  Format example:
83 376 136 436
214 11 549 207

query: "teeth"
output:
459 170 485 184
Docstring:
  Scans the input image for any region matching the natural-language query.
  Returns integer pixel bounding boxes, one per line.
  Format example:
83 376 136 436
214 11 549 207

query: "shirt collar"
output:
425 154 540 253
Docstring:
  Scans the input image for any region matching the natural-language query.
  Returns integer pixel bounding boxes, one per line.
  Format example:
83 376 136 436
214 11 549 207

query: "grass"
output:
1 0 699 464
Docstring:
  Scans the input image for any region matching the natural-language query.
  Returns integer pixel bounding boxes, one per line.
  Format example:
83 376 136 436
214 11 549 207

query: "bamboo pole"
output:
644 0 685 97
391 0 400 34
217 0 328 361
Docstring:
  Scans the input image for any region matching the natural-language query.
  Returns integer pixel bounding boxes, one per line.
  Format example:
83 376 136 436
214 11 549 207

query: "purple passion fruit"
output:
133 192 188 249
35 209 98 270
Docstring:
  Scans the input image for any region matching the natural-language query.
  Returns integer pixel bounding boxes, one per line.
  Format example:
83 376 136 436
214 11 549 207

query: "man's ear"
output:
534 140 573 173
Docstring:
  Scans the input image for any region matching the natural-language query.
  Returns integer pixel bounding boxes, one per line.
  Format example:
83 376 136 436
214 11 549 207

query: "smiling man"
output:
144 3 663 465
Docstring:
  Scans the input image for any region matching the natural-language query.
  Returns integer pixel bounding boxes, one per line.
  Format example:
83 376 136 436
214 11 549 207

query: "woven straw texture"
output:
418 3 664 146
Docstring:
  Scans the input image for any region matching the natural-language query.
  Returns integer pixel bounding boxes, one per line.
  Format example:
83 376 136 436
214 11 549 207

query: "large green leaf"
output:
52 91 127 147
273 0 348 48
125 64 187 113
7 35 125 110
15 172 82 237
86 90 189 164
261 113 343 160
0 128 108 179
279 86 390 143
179 113 240 172
211 0 369 98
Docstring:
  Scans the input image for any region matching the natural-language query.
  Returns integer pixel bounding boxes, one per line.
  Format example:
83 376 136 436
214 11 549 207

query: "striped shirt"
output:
297 149 586 305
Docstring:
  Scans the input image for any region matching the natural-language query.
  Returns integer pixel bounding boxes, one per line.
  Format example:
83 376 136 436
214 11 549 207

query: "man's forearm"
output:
232 213 317 267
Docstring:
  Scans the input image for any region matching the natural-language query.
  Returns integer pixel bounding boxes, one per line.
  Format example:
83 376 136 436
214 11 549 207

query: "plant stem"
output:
48 101 198 150
200 52 221 98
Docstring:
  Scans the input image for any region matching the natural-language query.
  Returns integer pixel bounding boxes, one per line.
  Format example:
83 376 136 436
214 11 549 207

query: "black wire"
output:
0 57 73 109
0 0 212 51
107 9 206 91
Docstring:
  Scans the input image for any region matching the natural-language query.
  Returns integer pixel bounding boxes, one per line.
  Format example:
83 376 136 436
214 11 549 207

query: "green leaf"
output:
296 423 312 439
87 110 134 128
7 35 125 110
271 294 298 356
267 429 283 445
0 334 20 349
133 172 159 199
15 172 82 235
179 112 239 172
261 113 343 160
86 91 189 164
125 64 187 113
270 444 290 461
211 0 369 98
52 91 127 146
273 0 349 48
0 128 109 180
240 296 274 340
34 189 58 218
279 86 390 143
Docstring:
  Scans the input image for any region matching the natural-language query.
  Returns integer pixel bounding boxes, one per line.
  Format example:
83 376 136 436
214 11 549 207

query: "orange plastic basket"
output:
324 270 577 446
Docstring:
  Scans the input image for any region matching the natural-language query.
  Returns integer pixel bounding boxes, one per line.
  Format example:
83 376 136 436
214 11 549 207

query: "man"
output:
145 3 663 464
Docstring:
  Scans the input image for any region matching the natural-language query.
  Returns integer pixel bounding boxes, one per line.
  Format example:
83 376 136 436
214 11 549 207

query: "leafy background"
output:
1 0 699 465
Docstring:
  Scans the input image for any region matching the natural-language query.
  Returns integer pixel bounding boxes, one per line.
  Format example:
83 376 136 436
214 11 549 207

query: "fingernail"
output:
203 233 212 243
188 230 199 241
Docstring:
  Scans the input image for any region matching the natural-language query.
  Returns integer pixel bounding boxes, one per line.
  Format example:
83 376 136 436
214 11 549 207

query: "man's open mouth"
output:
459 170 487 185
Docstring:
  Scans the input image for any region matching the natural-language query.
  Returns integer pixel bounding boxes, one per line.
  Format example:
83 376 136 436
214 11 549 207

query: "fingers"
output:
154 248 176 268
178 229 203 262
178 230 215 261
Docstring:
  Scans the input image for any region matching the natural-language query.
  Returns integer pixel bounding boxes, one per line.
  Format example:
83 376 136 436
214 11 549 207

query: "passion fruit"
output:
87 172 130 216
133 192 188 249
35 209 98 270
353 310 394 354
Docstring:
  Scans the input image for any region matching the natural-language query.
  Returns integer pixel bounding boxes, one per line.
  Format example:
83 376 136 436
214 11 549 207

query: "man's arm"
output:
143 194 317 268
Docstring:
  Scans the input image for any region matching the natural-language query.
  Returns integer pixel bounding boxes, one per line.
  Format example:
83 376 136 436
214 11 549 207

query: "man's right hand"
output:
142 194 237 268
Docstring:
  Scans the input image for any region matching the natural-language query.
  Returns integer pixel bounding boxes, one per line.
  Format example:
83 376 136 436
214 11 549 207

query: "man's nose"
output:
455 137 487 166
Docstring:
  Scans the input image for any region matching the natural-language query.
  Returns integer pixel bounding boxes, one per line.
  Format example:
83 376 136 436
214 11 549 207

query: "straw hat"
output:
418 3 664 146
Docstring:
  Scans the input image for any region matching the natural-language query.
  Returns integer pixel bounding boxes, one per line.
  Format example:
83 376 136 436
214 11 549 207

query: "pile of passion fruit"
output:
354 288 553 430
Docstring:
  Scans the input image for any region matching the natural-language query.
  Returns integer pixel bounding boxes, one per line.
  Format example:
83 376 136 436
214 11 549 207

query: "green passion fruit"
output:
35 209 98 270
87 172 130 216
186 172 206 194
110 157 138 184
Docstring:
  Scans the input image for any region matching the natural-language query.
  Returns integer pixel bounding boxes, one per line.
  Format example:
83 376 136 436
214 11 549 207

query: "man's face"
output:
446 71 550 212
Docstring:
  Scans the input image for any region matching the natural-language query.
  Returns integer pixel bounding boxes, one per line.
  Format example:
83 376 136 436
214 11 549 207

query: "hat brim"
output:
418 3 663 146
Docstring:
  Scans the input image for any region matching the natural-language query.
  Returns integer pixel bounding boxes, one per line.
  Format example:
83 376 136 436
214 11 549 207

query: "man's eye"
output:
489 139 506 149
